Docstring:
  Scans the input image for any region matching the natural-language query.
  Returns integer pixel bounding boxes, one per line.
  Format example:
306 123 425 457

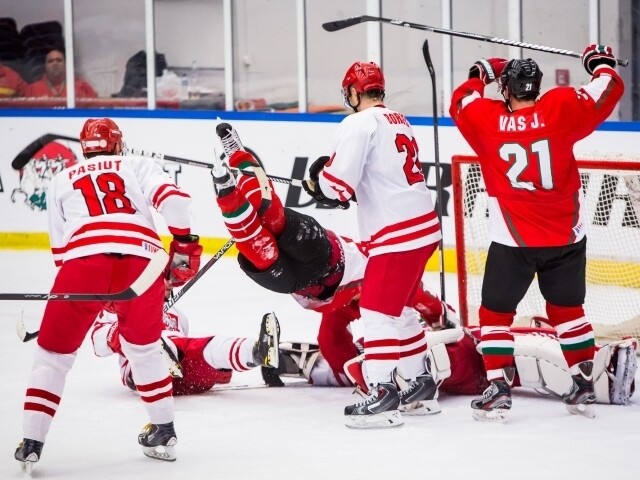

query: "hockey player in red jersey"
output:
209 122 445 427
91 283 280 395
301 61 442 428
449 45 624 422
14 118 202 472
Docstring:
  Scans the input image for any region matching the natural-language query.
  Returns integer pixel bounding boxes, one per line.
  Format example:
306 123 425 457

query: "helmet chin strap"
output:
348 93 362 113
343 87 362 113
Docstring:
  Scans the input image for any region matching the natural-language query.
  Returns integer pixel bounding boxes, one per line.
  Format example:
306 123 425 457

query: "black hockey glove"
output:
302 155 350 209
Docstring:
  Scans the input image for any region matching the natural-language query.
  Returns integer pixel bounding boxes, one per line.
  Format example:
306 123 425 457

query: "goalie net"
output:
452 155 640 343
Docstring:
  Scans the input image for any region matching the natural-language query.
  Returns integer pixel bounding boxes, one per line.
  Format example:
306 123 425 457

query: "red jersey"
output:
450 66 624 247
0 64 26 97
25 76 97 98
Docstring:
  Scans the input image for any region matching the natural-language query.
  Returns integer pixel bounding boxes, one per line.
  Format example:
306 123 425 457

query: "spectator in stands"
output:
0 62 27 97
25 48 97 98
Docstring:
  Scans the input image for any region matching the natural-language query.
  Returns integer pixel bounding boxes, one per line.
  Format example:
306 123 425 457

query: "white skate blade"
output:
566 403 596 419
400 399 442 416
266 346 279 369
18 460 36 476
264 314 279 368
141 443 177 462
472 408 510 424
345 410 404 429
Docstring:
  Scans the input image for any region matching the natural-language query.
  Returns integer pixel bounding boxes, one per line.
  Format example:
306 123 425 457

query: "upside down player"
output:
91 282 280 395
208 122 448 423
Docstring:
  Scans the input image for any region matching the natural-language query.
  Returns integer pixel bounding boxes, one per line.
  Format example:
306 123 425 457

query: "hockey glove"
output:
302 179 350 210
106 322 123 356
303 155 350 209
167 234 203 287
468 57 509 85
582 44 616 75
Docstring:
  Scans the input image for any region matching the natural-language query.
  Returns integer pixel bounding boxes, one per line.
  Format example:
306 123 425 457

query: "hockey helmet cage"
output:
341 61 385 95
499 58 543 99
80 118 123 156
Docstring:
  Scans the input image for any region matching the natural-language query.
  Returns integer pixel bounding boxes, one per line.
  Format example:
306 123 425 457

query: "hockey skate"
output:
344 381 404 429
397 358 441 416
14 438 43 475
471 367 514 424
563 361 596 419
250 312 280 369
210 147 236 196
216 122 272 204
138 422 177 461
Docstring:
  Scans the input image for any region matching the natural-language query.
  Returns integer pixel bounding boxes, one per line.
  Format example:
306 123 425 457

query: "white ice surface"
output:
1 251 639 480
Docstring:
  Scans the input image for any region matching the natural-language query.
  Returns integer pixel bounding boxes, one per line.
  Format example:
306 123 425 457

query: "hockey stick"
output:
322 16 630 67
164 237 236 312
11 133 80 170
3 248 168 302
209 379 311 392
16 311 38 342
422 39 448 319
128 148 304 188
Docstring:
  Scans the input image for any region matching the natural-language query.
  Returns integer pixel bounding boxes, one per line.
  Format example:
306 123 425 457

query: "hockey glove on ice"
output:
167 234 203 287
468 57 509 85
582 44 616 75
106 322 124 356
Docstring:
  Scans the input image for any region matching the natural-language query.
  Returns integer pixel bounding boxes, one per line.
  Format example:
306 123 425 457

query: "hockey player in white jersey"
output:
91 283 280 395
302 61 442 428
14 118 202 473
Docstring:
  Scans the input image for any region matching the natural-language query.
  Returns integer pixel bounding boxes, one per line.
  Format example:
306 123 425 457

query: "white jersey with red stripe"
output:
318 106 441 256
46 153 192 266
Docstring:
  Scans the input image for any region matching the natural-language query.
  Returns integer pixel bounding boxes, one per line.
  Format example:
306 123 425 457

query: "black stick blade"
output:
322 16 367 32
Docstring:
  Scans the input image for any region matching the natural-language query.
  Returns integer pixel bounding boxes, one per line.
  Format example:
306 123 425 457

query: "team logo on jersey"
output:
572 222 584 237
11 142 77 211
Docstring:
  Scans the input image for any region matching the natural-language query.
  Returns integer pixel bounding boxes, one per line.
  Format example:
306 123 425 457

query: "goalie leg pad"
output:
427 342 452 384
277 342 321 379
609 342 637 405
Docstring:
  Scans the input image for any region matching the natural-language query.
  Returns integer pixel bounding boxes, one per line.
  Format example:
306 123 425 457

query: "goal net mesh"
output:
452 155 640 343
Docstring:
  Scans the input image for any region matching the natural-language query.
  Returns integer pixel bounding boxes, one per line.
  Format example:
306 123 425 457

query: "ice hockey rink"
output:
1 250 639 480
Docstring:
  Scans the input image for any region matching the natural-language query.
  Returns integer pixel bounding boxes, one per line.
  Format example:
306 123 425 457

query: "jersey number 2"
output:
73 173 136 216
396 133 425 185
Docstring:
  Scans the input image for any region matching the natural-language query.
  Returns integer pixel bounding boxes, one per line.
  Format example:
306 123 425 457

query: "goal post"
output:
452 155 640 343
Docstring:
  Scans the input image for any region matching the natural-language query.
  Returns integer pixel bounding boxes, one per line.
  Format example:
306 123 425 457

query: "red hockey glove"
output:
582 44 616 75
106 322 123 355
468 57 509 85
167 234 202 287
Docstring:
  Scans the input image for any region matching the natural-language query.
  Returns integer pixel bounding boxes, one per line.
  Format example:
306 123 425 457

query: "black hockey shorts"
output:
481 237 587 313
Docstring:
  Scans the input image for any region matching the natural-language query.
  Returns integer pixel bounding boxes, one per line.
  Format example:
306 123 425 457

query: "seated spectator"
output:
25 48 97 98
0 62 27 97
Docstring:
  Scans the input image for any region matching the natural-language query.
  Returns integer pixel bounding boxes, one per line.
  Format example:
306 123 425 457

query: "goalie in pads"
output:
267 324 636 408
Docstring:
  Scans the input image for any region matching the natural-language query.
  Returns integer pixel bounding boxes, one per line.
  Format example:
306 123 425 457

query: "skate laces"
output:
219 127 244 156
483 384 497 400
356 388 381 406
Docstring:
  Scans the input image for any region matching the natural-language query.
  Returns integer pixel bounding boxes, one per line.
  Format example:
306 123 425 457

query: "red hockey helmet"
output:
341 61 385 95
79 118 123 156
